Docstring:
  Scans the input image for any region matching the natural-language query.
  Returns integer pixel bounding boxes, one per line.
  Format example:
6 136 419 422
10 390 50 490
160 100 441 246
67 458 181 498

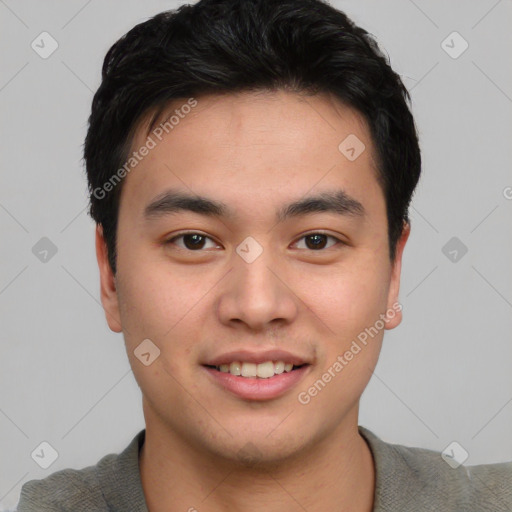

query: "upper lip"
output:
203 349 311 367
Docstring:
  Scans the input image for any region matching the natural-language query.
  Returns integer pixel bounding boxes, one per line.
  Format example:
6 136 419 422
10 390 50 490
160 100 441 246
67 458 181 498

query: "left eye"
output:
165 232 341 251
294 233 340 250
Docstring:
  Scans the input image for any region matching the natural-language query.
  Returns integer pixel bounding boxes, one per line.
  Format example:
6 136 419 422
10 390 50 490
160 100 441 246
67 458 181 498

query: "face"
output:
96 90 409 464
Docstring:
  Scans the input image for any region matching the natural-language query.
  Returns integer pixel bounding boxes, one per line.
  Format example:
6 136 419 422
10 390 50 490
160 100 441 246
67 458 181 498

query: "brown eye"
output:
182 234 206 250
165 232 219 251
295 233 340 251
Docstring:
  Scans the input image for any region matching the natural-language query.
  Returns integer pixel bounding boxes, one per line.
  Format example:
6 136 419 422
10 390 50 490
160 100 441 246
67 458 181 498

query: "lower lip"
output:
203 365 310 401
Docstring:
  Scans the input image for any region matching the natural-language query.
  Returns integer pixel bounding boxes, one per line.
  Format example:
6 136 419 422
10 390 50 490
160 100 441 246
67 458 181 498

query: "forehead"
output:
118 90 384 224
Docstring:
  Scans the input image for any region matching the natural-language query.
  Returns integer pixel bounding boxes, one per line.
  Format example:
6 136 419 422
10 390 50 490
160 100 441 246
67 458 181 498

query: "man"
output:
17 0 512 510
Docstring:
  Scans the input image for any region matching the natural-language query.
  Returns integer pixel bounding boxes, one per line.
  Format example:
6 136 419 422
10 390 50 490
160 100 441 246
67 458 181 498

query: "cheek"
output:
308 256 389 403
116 255 207 376
317 339 382 412
116 250 203 339
293 254 390 336
118 266 201 408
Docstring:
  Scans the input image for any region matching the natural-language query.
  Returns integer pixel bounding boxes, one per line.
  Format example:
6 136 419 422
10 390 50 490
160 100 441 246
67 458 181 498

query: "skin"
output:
96 90 410 512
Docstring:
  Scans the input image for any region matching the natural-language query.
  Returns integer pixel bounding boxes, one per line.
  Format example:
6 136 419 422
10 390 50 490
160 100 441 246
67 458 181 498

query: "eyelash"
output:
164 231 344 252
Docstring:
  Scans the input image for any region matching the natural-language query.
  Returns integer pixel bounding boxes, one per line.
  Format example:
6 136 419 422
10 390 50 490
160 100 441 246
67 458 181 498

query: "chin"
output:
192 420 317 468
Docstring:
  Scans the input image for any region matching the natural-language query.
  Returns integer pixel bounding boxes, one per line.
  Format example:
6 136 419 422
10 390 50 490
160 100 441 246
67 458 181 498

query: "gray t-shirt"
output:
17 426 512 511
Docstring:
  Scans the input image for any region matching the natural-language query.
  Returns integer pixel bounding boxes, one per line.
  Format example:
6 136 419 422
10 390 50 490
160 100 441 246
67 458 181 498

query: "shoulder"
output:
393 440 512 508
359 426 512 511
16 452 116 512
16 430 146 512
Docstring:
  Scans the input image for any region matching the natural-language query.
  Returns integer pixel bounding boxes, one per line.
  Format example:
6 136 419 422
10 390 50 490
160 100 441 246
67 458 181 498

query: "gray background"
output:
1 0 511 509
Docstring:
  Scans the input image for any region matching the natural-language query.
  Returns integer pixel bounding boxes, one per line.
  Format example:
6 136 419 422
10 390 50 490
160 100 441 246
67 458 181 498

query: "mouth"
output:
201 355 312 401
204 361 309 379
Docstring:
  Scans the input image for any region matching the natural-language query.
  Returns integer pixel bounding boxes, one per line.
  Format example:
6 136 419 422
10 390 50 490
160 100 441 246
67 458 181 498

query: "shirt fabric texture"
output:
16 426 512 511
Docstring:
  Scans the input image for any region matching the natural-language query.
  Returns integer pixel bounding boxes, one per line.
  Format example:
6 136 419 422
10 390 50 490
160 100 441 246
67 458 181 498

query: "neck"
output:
140 409 375 512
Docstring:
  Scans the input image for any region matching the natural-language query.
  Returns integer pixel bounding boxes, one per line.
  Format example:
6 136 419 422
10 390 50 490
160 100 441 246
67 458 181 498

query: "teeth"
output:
274 361 285 374
241 362 257 377
214 360 301 378
256 361 274 378
229 361 241 375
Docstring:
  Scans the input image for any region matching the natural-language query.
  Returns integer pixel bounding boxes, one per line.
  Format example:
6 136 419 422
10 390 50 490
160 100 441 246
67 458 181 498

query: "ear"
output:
384 221 410 330
95 224 122 333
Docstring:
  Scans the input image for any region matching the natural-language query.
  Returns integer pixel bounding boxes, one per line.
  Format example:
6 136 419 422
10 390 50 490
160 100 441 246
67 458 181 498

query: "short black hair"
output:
84 0 421 275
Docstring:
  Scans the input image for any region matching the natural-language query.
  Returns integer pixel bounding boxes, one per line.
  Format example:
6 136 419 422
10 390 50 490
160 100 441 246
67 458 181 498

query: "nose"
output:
216 245 299 331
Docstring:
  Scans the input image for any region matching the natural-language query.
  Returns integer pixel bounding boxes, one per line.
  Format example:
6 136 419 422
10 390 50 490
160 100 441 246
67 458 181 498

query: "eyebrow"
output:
143 188 365 223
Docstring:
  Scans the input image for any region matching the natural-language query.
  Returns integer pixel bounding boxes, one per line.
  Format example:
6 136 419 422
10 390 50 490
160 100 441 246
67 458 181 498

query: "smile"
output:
207 360 306 378
203 362 311 401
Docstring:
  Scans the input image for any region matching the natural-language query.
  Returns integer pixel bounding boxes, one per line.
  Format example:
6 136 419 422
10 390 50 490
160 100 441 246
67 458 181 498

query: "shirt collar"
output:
358 425 427 511
98 428 148 511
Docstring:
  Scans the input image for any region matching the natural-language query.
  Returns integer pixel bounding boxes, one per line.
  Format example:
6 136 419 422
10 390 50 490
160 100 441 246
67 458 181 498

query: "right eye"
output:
164 232 222 251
